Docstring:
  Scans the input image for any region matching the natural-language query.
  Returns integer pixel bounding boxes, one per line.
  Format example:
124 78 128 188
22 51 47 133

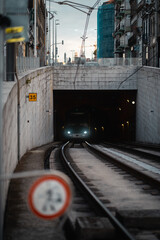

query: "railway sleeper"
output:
116 209 160 230
64 215 116 240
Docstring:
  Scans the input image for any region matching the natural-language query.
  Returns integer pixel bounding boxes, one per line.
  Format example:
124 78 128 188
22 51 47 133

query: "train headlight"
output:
84 131 88 135
67 131 71 135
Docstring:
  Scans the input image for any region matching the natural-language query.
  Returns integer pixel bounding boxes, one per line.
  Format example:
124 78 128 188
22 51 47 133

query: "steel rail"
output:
85 142 160 190
102 142 160 163
60 141 135 240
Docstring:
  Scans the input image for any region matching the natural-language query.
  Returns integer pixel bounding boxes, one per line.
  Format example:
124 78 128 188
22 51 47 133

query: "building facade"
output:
97 2 115 58
17 0 46 66
113 0 160 67
114 0 132 58
142 0 160 67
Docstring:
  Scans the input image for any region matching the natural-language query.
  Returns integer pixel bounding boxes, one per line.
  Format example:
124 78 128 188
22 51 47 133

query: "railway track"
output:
49 142 160 240
102 142 160 167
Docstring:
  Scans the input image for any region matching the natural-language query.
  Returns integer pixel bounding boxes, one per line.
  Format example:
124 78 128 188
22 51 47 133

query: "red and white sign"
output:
28 174 72 220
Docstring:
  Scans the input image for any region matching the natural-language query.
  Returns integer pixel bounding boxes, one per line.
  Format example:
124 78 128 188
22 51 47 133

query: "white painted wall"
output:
2 67 53 219
136 66 160 144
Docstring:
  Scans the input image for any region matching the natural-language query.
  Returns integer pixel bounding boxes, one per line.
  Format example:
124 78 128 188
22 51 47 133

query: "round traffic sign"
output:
28 174 72 219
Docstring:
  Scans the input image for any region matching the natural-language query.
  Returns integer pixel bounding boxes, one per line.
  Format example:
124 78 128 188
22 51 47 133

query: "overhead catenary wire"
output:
73 0 102 88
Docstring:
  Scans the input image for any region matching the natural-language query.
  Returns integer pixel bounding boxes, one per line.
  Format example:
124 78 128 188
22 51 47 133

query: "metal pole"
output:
155 0 158 67
52 15 55 65
55 20 57 64
48 0 50 65
34 0 37 57
44 0 47 65
55 20 59 64
0 0 4 236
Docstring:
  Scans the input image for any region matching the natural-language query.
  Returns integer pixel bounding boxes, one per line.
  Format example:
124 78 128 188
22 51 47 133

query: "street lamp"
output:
47 11 56 65
55 19 60 64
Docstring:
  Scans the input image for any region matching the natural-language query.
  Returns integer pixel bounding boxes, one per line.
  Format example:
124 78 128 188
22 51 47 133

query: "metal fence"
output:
97 58 142 66
16 57 40 74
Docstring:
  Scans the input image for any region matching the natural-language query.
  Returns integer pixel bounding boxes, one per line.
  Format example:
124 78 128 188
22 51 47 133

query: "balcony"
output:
115 46 124 53
115 31 123 36
119 9 125 16
116 14 123 20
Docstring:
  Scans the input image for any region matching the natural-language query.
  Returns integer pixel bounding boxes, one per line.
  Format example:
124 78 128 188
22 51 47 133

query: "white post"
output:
52 15 55 65
0 0 4 237
34 0 37 57
55 20 59 64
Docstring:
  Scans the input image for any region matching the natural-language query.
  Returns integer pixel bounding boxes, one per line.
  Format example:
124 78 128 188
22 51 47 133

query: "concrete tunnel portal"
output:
53 90 137 141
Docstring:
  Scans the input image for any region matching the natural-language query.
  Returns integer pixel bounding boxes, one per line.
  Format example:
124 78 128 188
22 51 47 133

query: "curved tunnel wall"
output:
2 67 53 220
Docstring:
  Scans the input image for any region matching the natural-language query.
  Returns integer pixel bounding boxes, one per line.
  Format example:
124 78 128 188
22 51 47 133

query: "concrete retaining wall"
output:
2 64 160 225
2 67 53 219
53 65 138 90
136 66 160 144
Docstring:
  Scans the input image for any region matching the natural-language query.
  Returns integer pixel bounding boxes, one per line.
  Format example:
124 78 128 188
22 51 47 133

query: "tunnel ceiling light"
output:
119 107 122 111
121 123 124 127
127 99 130 103
132 101 135 104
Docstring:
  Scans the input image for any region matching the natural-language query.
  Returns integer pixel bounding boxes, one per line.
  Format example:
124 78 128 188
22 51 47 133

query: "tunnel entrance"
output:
53 90 137 142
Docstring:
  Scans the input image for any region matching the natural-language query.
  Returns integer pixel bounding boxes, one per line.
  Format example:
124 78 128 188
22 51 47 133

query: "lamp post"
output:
55 19 60 64
47 11 56 65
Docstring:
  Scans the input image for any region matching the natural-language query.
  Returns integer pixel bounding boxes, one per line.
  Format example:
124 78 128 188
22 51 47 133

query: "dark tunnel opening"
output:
53 90 137 142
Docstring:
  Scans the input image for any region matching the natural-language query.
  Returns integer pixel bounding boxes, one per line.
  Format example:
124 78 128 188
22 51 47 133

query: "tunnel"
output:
53 90 137 142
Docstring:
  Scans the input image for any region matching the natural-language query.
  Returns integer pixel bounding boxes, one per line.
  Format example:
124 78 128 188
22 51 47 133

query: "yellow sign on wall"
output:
29 93 37 102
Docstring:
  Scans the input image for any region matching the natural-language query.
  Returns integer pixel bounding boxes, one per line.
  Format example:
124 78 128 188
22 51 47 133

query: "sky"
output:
46 0 103 62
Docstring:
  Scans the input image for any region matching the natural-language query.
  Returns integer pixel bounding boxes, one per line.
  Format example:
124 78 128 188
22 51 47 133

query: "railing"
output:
97 58 142 66
16 57 40 74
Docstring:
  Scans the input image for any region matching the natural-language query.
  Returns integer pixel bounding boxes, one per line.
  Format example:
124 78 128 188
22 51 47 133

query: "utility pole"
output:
44 0 47 65
0 0 4 237
48 0 51 65
6 43 16 81
34 0 37 57
155 0 159 67
52 15 55 65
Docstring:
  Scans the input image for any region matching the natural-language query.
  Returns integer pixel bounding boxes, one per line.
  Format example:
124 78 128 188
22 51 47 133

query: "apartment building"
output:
113 0 132 58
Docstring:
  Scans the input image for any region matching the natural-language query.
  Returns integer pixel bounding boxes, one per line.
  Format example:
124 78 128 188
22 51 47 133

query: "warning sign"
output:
28 174 72 220
29 93 37 102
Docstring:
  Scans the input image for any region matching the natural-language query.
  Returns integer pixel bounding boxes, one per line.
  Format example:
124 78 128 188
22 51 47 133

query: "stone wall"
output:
136 66 160 144
2 67 53 219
